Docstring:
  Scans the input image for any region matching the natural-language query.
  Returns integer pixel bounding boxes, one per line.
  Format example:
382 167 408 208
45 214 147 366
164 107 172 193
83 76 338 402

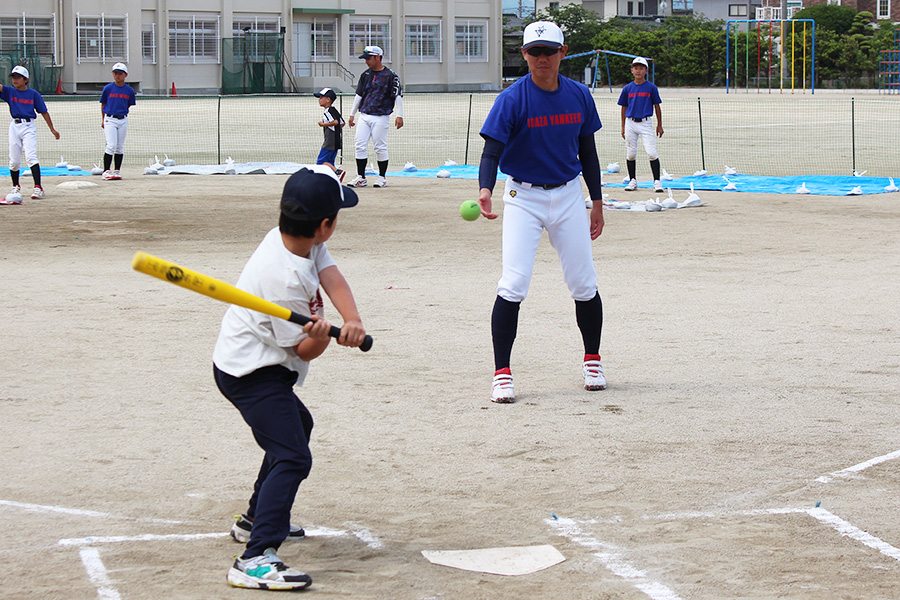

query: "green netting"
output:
222 33 284 94
2 44 60 95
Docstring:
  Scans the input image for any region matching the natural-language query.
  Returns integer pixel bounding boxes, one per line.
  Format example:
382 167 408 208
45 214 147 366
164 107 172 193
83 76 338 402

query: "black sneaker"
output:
230 514 305 543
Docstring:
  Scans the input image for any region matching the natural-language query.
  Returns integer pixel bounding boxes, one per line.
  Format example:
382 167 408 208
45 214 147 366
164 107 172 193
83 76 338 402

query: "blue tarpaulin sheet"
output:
388 165 899 196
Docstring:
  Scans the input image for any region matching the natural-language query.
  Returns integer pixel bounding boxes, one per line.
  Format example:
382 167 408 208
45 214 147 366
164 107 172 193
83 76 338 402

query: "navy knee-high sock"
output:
356 158 367 178
491 296 520 371
650 158 661 181
575 292 603 356
31 164 41 187
627 160 636 180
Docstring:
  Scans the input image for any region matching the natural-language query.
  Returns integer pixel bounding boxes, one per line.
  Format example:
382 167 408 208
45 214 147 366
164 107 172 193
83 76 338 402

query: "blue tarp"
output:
388 165 899 196
0 167 91 176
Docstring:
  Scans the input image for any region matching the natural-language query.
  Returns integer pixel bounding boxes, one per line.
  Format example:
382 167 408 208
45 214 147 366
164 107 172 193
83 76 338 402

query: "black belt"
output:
106 114 126 119
631 117 647 122
13 118 33 123
512 178 564 190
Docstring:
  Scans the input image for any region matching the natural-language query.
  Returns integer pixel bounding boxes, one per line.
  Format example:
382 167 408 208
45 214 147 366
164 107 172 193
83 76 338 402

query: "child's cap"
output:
10 65 29 79
281 165 359 221
112 62 128 73
522 21 564 49
314 87 336 101
632 57 649 68
359 45 384 59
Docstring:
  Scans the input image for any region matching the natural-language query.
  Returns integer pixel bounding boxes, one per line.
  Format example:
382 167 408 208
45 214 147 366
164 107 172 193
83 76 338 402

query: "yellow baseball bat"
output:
132 251 372 352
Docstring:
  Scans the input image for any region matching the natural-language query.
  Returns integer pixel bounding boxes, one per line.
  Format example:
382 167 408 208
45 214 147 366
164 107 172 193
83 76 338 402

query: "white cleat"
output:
491 370 515 403
653 180 663 192
30 186 45 199
373 175 387 188
347 175 368 188
583 360 607 391
625 179 638 191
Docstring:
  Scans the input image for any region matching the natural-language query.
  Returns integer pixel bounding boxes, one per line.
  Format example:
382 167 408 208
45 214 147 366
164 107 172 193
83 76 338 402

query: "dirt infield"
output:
1 172 899 600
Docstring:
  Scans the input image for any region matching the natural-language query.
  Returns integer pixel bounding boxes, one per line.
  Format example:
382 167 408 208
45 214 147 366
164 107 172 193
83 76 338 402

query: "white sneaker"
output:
227 548 312 590
31 186 45 199
583 359 607 391
347 175 367 188
654 180 663 192
373 175 387 188
1 186 23 205
102 170 112 180
111 170 122 180
625 179 638 191
230 514 305 543
491 369 515 403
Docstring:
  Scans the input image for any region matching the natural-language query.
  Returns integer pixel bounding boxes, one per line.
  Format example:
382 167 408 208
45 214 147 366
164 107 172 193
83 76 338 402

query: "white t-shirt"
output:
213 227 336 382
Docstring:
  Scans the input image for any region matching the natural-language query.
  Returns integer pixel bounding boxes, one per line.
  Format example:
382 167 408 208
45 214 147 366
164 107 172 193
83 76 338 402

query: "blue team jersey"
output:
0 85 48 119
100 82 136 116
481 75 601 185
617 81 661 119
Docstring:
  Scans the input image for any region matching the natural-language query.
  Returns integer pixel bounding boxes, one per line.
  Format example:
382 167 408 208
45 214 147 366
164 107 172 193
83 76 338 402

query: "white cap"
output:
112 62 128 73
10 65 29 79
359 45 384 58
632 57 649 68
522 21 564 49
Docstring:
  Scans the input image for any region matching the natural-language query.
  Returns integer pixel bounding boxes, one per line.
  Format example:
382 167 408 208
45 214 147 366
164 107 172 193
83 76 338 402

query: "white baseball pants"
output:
624 117 658 161
104 116 128 155
354 112 389 162
8 120 38 169
498 177 599 303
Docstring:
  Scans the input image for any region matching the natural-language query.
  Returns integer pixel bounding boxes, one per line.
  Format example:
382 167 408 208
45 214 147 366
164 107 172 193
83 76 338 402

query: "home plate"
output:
57 181 100 190
421 545 565 576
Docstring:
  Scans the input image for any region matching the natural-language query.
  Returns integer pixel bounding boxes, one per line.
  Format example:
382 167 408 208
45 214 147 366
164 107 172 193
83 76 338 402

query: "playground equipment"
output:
879 28 900 94
563 50 655 92
726 19 816 94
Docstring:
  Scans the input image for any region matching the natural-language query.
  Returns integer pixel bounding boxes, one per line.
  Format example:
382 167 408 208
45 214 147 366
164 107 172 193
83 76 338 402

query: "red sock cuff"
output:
584 354 601 362
494 367 511 376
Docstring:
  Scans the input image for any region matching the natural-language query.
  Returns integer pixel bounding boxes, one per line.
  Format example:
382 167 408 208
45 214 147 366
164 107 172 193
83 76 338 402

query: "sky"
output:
502 0 536 17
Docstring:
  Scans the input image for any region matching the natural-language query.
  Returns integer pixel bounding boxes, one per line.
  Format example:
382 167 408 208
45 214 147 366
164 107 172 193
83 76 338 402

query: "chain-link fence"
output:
36 92 900 177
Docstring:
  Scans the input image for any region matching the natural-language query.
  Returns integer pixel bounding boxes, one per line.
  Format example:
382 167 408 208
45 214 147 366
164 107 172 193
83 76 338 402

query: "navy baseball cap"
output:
314 87 336 101
281 165 358 221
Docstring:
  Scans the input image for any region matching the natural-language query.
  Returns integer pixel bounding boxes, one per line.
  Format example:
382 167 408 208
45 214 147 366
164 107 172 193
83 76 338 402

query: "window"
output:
549 2 560 9
455 20 487 62
169 15 220 63
406 19 441 63
0 15 57 62
142 22 156 64
671 0 693 9
76 14 128 63
626 1 645 16
729 4 748 16
233 17 281 36
312 19 336 61
877 0 890 18
350 18 391 62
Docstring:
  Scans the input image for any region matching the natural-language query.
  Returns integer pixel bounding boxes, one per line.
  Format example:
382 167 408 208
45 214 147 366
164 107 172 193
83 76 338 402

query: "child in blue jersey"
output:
99 63 136 181
1 66 60 204
476 21 607 403
617 56 664 192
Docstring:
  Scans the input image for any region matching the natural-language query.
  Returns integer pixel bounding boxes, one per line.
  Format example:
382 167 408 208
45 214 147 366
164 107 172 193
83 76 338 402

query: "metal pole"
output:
698 98 706 171
217 95 222 164
851 97 856 175
464 93 473 165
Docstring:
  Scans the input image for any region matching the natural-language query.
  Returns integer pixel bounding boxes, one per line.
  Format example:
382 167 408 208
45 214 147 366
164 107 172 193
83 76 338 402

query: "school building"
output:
0 0 503 95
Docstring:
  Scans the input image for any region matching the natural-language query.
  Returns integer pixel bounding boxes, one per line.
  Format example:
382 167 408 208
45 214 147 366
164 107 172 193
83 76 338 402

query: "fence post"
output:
217 96 222 165
697 98 706 172
464 93 473 165
851 97 856 175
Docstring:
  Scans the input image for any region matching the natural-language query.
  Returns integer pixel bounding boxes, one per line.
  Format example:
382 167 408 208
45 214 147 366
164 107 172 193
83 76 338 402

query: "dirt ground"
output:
1 171 899 600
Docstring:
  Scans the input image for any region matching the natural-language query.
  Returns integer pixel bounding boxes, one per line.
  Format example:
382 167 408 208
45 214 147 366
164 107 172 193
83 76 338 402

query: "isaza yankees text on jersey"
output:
526 112 583 129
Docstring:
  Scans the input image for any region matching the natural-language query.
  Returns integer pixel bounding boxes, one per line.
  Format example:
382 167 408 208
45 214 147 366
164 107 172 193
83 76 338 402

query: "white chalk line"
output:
816 448 900 484
64 524 383 600
0 499 182 524
78 547 122 600
553 506 900 599
547 516 683 600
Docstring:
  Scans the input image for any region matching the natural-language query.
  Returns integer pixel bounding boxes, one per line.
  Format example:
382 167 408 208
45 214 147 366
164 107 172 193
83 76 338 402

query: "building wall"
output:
1 0 501 94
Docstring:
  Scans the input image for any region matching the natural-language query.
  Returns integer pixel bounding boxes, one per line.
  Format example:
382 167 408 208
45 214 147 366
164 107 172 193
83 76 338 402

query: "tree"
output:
792 4 856 35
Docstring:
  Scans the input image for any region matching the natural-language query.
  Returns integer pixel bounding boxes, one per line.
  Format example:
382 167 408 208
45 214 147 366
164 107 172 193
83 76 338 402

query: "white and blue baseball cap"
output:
112 62 128 73
632 57 649 68
10 65 29 79
522 21 564 49
359 45 384 59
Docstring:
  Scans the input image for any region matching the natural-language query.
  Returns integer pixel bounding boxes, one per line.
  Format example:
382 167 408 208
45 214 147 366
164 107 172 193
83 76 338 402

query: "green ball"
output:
459 200 481 221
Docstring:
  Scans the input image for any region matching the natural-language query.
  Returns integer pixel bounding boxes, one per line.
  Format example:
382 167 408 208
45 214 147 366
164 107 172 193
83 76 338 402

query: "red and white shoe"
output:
583 355 607 391
102 170 114 180
491 368 515 403
31 185 45 199
110 170 122 180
